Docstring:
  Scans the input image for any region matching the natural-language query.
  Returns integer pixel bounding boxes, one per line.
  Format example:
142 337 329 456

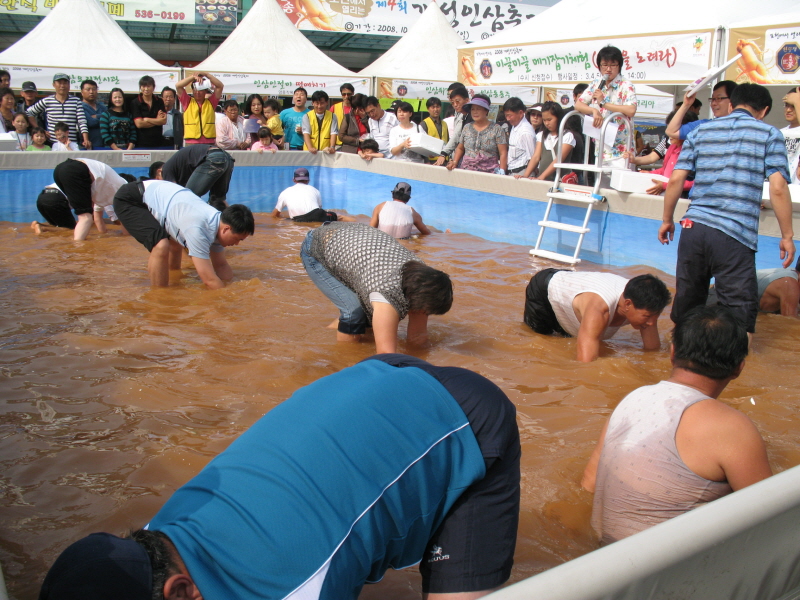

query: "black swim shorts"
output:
523 268 570 336
112 182 170 252
366 354 520 595
292 208 338 223
53 159 93 215
36 187 75 229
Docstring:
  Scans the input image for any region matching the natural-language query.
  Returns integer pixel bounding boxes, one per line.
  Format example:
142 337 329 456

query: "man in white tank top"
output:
369 182 431 239
523 269 671 362
582 305 772 544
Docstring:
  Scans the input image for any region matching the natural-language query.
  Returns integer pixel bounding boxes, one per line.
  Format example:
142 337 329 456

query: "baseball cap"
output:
22 81 37 92
294 167 310 182
52 73 70 83
38 533 152 600
529 103 544 113
387 100 403 113
392 181 411 202
193 78 213 92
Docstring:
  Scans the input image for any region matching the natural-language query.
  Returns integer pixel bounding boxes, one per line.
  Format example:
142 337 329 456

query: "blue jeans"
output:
185 148 234 211
300 231 367 334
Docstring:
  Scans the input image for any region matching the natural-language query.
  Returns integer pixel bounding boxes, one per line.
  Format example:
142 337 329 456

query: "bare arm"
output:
272 208 283 219
369 202 384 228
175 74 195 97
582 419 609 493
411 208 431 235
665 91 695 139
768 171 796 268
93 209 107 234
191 256 226 289
448 143 465 170
658 169 690 245
198 72 224 99
371 302 400 354
576 303 610 362
640 322 661 351
498 143 508 172
406 310 429 345
303 132 317 154
210 249 233 282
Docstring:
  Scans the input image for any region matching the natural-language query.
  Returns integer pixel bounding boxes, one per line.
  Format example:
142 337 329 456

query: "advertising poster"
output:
377 78 539 105
209 73 370 96
0 64 178 92
458 30 714 85
0 0 238 26
272 0 548 43
725 23 800 84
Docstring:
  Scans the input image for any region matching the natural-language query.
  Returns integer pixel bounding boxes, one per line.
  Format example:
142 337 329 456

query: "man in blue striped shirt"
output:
658 83 795 333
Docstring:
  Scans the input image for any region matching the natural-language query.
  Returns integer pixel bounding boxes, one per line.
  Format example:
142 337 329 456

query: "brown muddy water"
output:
1 215 799 599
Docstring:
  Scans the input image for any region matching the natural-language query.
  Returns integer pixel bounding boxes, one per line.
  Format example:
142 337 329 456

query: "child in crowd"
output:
624 110 698 196
528 101 583 182
251 127 278 153
263 98 284 149
358 139 384 161
10 113 31 150
52 122 80 151
26 127 51 151
101 87 137 150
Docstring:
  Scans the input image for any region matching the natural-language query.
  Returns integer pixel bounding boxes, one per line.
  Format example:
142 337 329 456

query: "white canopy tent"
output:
359 2 462 81
193 0 368 96
0 0 177 93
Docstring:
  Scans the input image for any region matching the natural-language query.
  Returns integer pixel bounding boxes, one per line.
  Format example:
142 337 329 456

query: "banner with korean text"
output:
458 30 715 85
0 0 238 26
725 22 800 85
273 0 548 44
377 78 539 105
0 64 179 93
207 73 370 96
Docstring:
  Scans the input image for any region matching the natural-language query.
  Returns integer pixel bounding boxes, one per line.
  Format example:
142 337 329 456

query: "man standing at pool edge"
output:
38 355 520 600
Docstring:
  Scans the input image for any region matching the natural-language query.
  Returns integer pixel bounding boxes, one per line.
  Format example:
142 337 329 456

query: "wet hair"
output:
350 93 366 111
666 109 698 127
340 83 355 94
426 97 442 109
245 93 263 115
127 529 179 600
138 75 155 88
502 97 526 113
54 121 69 133
622 274 671 314
713 80 738 98
293 87 307 96
672 305 748 380
360 139 379 152
395 101 414 114
264 98 281 113
149 161 165 180
221 204 255 236
223 99 240 111
258 127 273 141
310 90 329 103
597 45 624 69
401 262 453 315
81 79 97 90
449 86 470 101
731 82 773 115
573 83 589 97
365 95 381 109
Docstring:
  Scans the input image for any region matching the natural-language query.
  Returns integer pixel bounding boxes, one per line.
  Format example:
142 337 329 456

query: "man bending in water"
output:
301 222 452 354
39 355 520 600
113 180 254 288
524 269 671 362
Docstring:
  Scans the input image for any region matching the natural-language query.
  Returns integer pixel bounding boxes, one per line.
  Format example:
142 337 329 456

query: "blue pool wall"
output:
0 150 795 276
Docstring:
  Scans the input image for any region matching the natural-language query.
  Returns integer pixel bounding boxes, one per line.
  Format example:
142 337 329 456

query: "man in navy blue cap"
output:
39 355 520 600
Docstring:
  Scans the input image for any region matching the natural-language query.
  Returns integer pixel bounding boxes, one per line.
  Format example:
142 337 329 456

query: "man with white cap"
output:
175 71 224 146
273 168 354 222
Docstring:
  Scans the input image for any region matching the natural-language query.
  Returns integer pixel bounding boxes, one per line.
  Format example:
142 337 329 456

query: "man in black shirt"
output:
131 75 167 148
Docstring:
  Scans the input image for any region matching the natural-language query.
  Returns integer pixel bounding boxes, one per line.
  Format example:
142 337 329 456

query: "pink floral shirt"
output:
579 73 637 160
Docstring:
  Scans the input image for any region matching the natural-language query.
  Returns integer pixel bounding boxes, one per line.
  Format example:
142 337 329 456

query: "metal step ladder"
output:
530 111 634 265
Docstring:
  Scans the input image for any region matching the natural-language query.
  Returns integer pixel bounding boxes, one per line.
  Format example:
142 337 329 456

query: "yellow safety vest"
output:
422 117 449 162
183 98 216 141
331 102 347 146
303 111 333 151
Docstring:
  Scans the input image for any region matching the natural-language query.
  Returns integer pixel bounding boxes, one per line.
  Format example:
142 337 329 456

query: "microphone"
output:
598 75 608 91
